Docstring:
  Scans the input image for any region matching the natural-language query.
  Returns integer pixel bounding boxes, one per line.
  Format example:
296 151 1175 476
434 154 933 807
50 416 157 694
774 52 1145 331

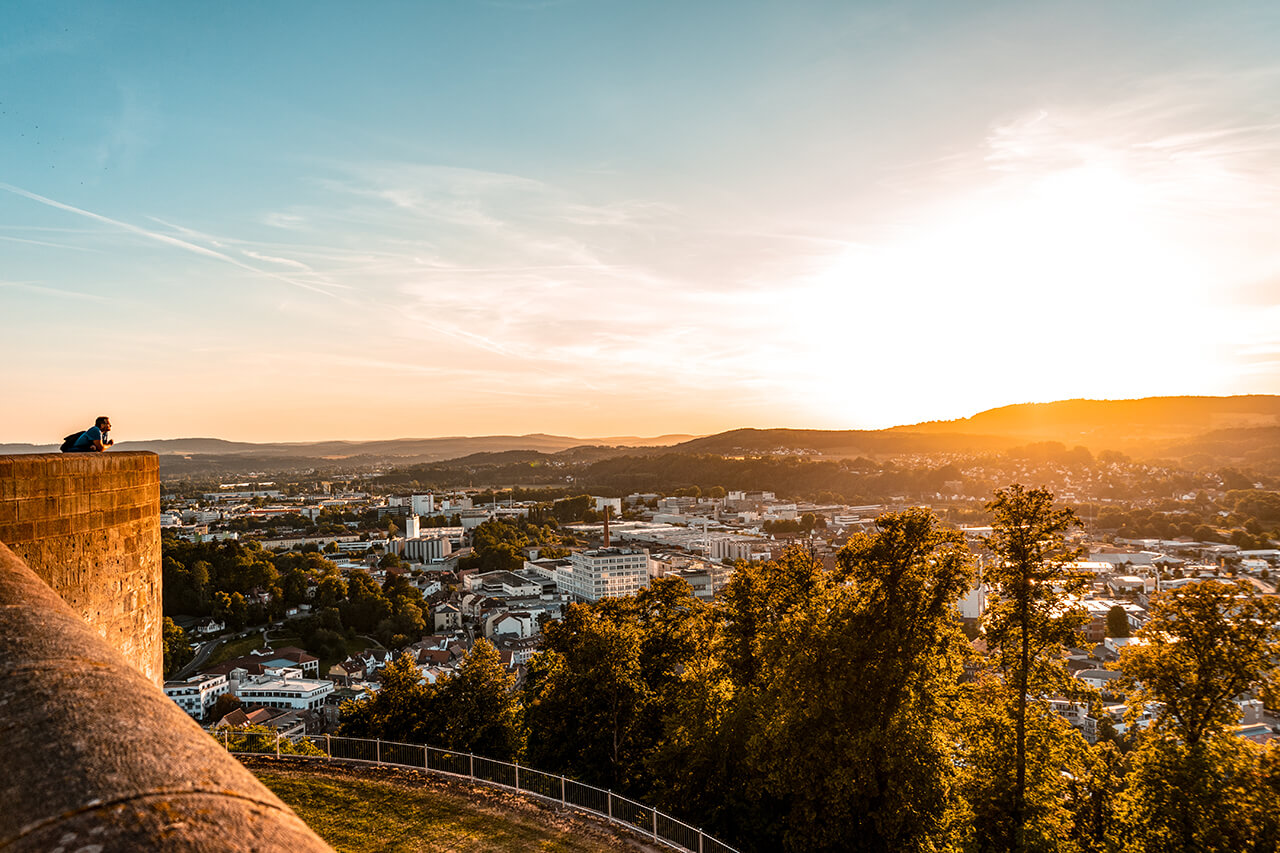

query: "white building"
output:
957 582 987 620
465 570 543 598
404 534 453 563
164 673 230 721
594 496 623 516
559 547 651 602
411 494 435 516
236 667 333 712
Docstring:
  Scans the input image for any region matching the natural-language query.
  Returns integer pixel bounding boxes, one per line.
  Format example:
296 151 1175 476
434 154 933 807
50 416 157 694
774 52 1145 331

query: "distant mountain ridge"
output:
6 396 1280 474
0 433 698 460
670 396 1280 465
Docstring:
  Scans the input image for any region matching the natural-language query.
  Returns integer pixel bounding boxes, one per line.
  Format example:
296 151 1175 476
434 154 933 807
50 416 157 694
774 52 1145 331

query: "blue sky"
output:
4 1 1280 442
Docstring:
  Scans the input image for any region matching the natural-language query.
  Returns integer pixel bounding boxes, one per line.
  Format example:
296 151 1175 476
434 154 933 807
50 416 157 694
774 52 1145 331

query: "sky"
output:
4 0 1280 443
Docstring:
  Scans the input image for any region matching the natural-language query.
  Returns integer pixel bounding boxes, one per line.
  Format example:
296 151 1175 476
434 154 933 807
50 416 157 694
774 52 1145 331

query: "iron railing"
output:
215 728 738 853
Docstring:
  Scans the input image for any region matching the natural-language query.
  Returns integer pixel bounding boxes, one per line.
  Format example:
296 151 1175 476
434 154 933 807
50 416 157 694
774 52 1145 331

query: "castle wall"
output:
0 451 162 683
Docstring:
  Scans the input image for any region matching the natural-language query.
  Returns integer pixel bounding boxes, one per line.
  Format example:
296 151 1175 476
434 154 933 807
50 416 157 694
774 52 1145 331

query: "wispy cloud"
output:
0 280 111 303
0 234 97 252
0 184 343 297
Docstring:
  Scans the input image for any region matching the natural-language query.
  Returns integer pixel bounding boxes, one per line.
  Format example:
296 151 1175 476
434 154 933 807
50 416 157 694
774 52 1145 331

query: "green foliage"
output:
340 643 524 761
1119 579 1280 747
523 601 650 788
740 510 977 852
162 617 194 677
551 494 593 523
952 676 1092 853
339 652 433 742
459 516 564 574
1106 604 1130 639
216 724 325 756
1116 734 1280 853
432 639 524 760
162 539 283 617
210 691 242 721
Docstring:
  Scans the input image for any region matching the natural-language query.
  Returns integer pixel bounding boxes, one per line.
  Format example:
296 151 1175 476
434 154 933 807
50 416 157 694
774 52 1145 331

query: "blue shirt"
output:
72 426 106 450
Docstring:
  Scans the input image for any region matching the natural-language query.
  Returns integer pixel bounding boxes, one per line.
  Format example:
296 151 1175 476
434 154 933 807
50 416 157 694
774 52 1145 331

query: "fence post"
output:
424 746 429 771
698 829 704 853
608 790 612 820
325 733 331 760
514 761 519 791
376 739 381 764
222 728 228 750
560 775 566 807
652 808 657 840
275 731 281 758
469 753 474 781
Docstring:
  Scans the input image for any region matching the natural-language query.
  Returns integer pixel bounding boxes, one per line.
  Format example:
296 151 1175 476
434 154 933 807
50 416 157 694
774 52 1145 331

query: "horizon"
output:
4 391 1275 446
5 2 1280 443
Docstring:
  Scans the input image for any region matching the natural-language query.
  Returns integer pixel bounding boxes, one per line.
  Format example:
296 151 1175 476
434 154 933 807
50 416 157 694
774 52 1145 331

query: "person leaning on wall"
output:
63 416 114 452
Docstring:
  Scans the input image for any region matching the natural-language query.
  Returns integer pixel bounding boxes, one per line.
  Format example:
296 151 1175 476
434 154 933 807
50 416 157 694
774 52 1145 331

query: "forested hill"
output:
897 395 1280 445
669 428 1016 457
674 396 1280 462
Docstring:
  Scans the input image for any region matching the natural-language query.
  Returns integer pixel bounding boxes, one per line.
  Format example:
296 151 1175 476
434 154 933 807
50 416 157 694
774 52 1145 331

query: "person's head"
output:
95 416 111 431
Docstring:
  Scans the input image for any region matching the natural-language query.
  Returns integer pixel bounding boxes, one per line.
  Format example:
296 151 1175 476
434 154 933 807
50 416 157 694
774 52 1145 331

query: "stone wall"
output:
0 451 162 683
0 540 332 852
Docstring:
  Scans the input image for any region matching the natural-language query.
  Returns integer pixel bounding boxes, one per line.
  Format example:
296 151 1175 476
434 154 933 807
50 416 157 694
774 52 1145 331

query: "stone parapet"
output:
0 451 162 682
0 540 333 852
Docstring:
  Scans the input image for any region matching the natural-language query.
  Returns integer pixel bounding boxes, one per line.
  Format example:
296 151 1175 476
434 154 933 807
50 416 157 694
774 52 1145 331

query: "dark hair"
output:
96 416 110 428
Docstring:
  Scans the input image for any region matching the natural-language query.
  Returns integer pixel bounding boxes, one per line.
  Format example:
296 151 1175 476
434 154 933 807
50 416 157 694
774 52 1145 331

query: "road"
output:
173 638 220 680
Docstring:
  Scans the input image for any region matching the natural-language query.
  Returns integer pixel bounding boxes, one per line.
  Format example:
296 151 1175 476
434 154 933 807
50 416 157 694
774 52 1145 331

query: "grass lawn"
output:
207 631 374 675
248 759 658 853
207 631 276 667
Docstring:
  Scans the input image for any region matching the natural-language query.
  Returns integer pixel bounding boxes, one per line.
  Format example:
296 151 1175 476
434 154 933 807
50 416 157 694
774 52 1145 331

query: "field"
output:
248 758 662 853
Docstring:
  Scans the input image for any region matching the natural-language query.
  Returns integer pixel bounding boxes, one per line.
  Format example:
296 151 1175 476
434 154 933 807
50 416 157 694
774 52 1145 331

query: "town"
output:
160 446 1280 760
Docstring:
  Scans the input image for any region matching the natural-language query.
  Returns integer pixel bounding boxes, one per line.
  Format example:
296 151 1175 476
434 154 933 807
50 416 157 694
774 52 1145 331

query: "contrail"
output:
0 183 337 296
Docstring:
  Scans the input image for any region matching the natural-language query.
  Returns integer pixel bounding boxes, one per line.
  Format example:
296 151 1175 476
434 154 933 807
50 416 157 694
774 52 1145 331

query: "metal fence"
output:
215 729 739 853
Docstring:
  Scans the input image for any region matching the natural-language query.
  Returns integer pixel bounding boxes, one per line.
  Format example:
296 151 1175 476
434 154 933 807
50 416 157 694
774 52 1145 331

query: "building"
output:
236 667 333 712
465 570 543 598
433 602 462 632
404 534 453 563
594 496 623 516
558 546 651 602
668 567 714 599
163 672 230 721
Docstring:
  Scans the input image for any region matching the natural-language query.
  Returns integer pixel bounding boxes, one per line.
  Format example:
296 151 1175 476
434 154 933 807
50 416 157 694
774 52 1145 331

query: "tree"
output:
1108 579 1280 852
1118 579 1280 747
433 639 524 760
162 617 194 677
524 602 649 788
954 675 1092 852
210 692 243 722
338 652 433 742
1106 604 1130 639
1116 733 1278 853
982 485 1088 848
744 509 976 852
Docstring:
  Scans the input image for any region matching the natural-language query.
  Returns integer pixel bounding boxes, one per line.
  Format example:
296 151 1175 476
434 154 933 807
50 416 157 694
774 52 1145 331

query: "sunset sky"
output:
4 1 1280 443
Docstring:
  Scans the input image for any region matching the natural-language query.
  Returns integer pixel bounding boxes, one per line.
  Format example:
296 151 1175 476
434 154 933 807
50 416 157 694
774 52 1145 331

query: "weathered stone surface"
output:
0 452 162 682
0 542 333 852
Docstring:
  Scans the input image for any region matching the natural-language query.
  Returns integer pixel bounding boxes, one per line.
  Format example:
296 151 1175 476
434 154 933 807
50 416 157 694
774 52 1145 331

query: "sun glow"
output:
793 144 1232 427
